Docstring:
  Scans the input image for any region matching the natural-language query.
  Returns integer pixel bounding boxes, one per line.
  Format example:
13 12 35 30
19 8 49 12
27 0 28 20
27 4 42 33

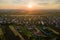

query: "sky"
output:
0 0 60 9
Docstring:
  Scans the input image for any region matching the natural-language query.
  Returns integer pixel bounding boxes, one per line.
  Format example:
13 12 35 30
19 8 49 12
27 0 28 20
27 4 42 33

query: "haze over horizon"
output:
0 0 60 9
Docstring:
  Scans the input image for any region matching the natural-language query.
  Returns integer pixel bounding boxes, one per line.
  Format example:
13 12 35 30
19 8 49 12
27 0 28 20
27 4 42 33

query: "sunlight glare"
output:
27 4 33 8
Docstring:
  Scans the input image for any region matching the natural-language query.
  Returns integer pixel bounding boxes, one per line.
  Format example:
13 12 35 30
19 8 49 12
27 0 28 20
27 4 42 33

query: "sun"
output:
27 4 33 8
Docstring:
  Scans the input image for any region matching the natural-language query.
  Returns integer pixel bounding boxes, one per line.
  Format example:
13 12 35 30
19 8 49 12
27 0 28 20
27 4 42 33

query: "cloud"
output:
0 0 60 9
0 0 60 4
55 0 60 4
34 0 60 4
0 0 32 5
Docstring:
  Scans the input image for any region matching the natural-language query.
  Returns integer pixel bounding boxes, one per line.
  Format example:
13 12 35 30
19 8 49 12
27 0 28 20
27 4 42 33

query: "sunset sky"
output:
0 0 60 9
